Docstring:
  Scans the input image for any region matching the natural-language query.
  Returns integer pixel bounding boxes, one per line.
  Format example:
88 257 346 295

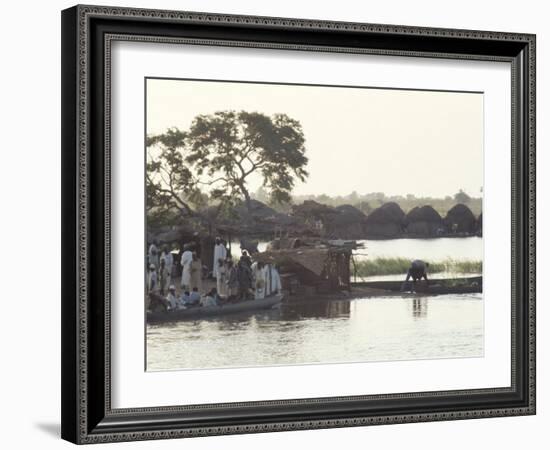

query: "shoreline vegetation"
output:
354 257 482 278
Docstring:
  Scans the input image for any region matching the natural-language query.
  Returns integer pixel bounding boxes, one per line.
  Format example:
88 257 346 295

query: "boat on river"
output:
354 275 482 295
147 293 284 324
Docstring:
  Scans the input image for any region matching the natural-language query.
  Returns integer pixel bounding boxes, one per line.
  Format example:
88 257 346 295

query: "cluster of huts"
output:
149 199 482 248
288 200 481 239
359 201 482 238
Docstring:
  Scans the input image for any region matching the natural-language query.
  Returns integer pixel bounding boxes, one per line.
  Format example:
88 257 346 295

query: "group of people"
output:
147 237 282 311
213 238 282 302
147 242 176 296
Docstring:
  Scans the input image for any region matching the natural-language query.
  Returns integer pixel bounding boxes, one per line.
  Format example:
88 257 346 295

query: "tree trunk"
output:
243 189 252 212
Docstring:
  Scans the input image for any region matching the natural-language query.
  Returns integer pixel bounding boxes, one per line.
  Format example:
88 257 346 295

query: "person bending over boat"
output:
402 260 429 292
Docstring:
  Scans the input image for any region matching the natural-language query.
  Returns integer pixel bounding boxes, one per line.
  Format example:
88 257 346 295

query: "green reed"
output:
354 257 482 277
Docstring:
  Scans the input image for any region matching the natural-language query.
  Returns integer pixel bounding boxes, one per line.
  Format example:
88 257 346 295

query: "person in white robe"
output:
263 263 282 297
201 288 219 307
147 264 158 294
166 285 178 310
148 242 159 270
251 261 267 300
160 246 174 277
212 238 227 278
189 252 202 292
215 258 228 298
158 258 171 296
180 247 193 289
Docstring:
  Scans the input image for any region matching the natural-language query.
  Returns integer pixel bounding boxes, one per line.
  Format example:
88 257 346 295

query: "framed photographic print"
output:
61 4 536 444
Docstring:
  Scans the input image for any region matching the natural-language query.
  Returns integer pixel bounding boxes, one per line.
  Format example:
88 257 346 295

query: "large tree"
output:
186 110 308 208
146 128 203 218
146 110 309 223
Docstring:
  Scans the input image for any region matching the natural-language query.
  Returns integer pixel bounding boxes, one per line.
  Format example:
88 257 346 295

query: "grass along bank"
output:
353 257 482 278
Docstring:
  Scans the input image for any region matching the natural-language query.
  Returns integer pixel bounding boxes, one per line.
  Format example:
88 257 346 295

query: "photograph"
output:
144 78 484 371
57 3 537 444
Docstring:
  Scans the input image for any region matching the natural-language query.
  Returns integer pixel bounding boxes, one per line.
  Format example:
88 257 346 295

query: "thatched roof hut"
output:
210 199 305 237
364 202 405 238
444 203 477 233
291 201 367 239
292 200 336 219
255 244 353 292
327 204 367 238
405 205 443 236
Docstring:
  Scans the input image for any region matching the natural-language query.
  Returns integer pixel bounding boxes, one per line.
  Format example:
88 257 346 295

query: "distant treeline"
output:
251 188 482 217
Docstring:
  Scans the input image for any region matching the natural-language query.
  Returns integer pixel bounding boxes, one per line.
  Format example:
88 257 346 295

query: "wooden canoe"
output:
354 276 482 295
147 293 283 324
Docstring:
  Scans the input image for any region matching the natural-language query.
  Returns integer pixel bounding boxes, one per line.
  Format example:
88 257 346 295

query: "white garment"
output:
216 264 228 298
180 250 193 288
251 262 267 300
264 265 282 296
148 244 159 269
212 244 227 277
158 266 171 294
161 251 174 275
201 295 217 307
166 292 178 310
147 271 158 293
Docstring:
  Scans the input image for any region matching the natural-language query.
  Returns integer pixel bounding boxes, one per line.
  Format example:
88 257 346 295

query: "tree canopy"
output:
146 110 309 224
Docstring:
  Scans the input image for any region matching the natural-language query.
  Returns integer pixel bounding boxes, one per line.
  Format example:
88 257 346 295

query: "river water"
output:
256 236 482 261
147 237 483 371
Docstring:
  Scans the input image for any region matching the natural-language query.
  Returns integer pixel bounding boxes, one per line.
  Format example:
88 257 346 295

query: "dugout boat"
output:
354 275 482 295
147 293 284 324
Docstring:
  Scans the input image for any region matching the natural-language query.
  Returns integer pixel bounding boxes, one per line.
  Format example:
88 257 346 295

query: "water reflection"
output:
147 294 483 371
281 299 351 320
410 297 428 319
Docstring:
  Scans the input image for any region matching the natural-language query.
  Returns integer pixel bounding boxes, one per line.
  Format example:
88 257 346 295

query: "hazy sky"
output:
146 78 483 198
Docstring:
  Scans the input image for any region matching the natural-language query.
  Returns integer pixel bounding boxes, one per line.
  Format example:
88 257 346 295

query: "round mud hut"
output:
404 205 443 236
327 204 368 239
444 203 477 234
364 202 405 238
291 201 368 239
291 200 338 236
231 199 299 235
